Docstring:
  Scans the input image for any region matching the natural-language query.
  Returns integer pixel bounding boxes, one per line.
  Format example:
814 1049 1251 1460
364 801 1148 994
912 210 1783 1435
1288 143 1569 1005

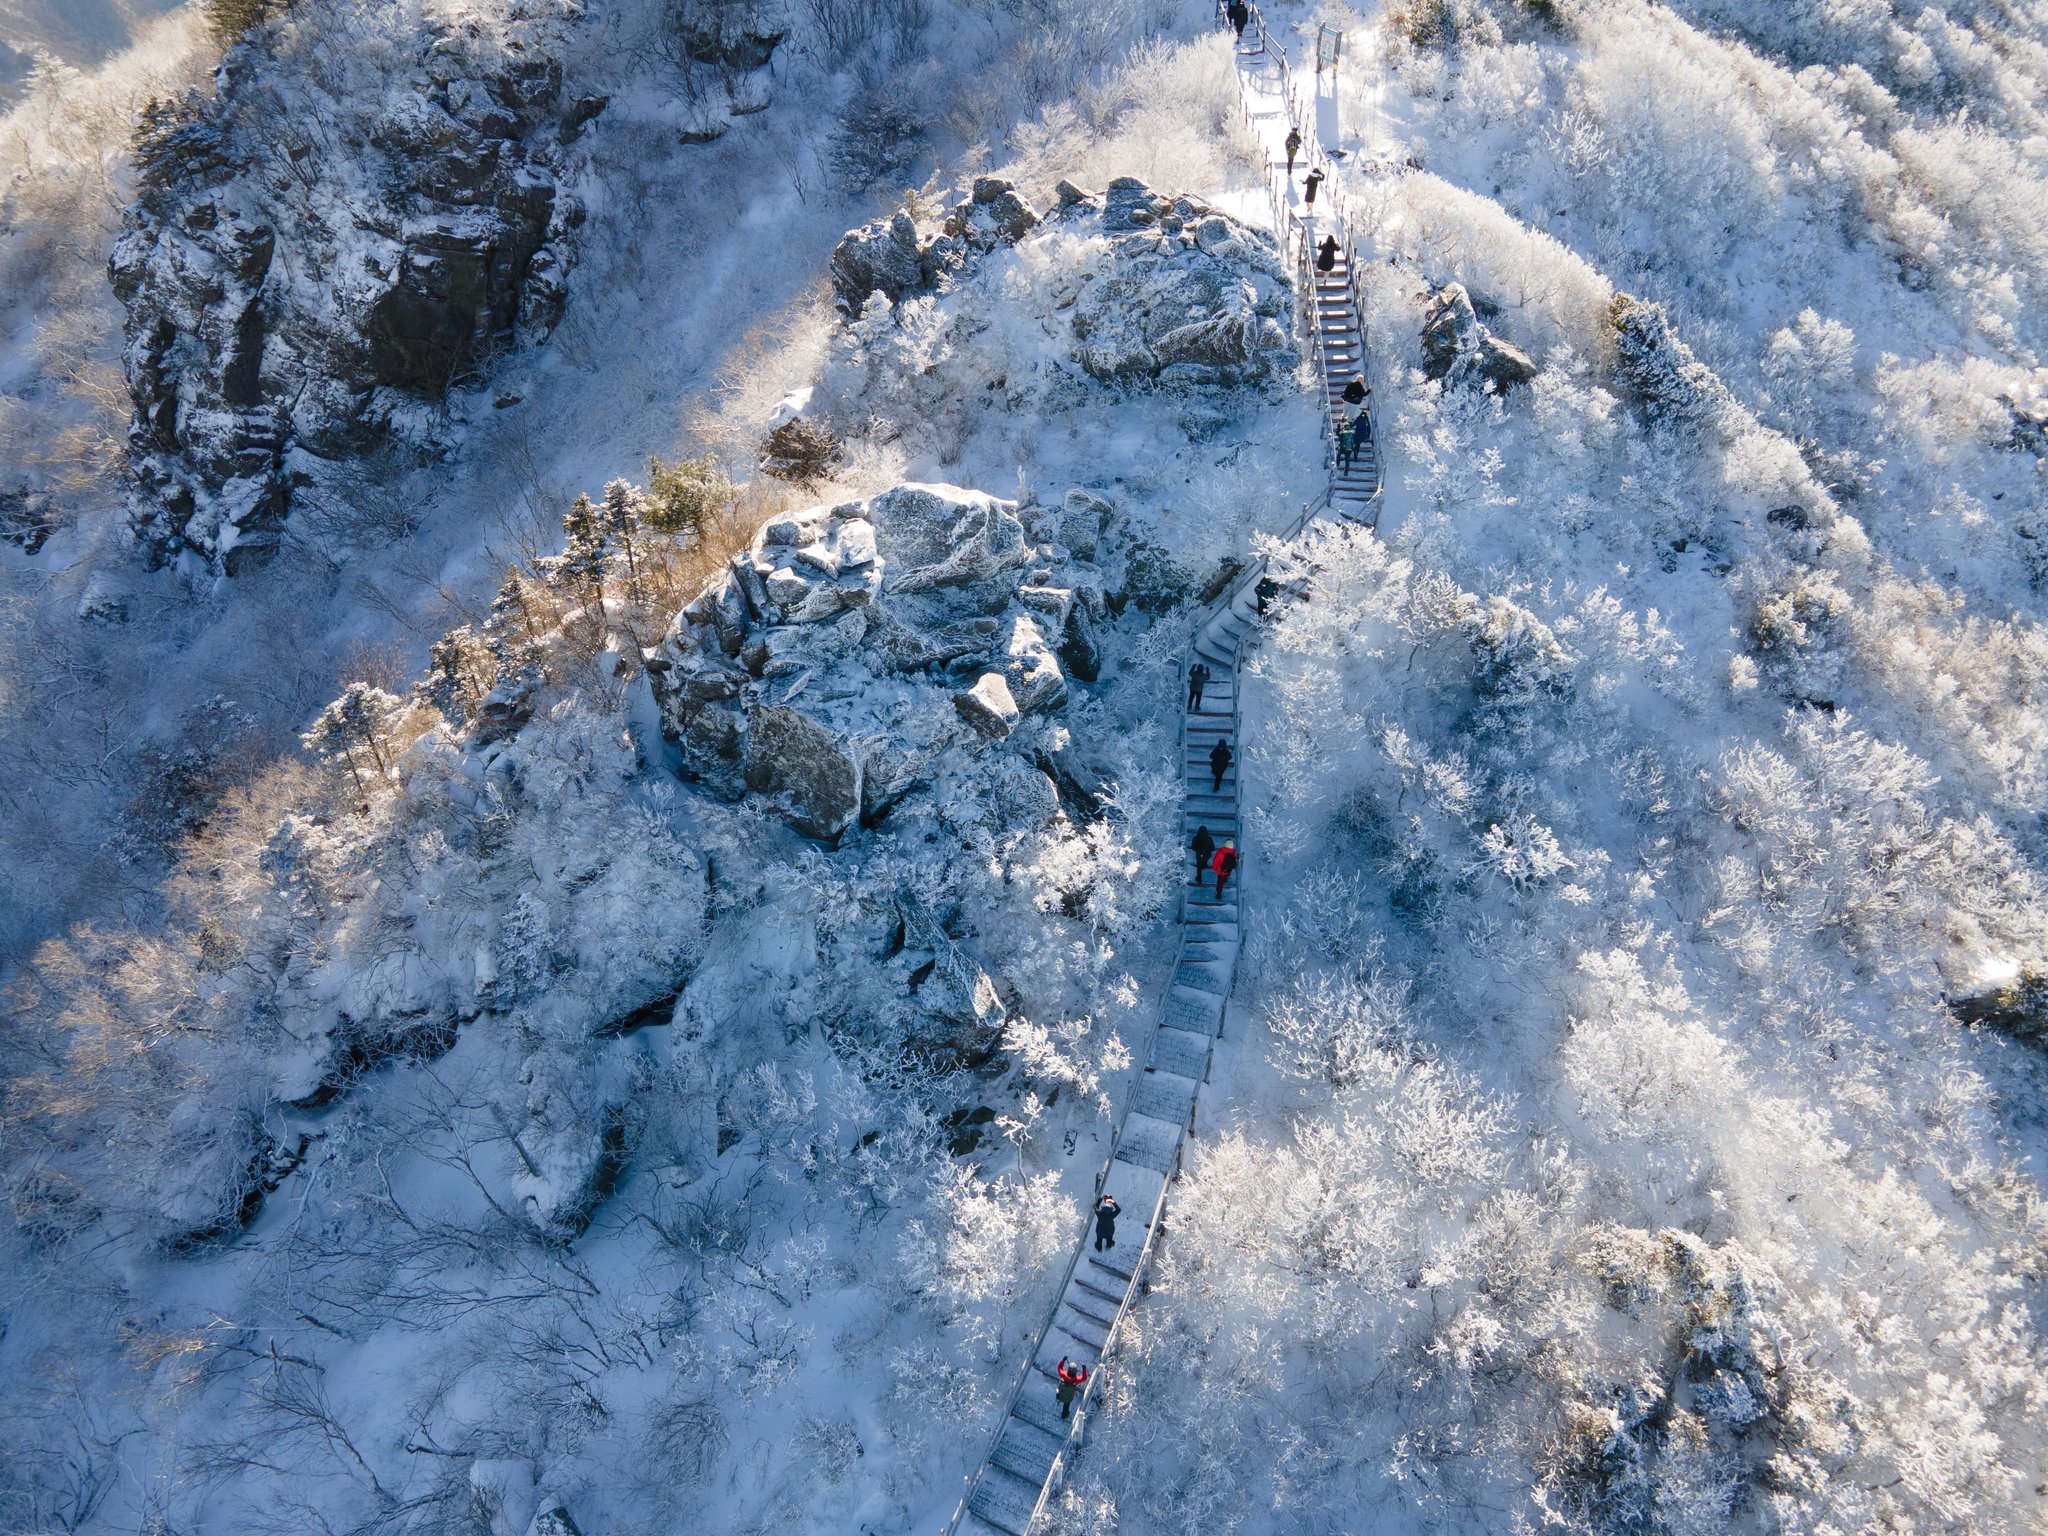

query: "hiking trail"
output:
941 10 1383 1531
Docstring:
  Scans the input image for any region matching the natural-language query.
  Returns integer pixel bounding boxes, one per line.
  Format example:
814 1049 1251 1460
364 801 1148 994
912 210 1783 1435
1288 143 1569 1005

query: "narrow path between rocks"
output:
941 11 1382 1532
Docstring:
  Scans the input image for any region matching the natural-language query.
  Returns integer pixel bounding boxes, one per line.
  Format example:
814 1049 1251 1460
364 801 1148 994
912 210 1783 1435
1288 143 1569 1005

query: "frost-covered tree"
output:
557 492 607 600
299 683 399 802
415 625 495 727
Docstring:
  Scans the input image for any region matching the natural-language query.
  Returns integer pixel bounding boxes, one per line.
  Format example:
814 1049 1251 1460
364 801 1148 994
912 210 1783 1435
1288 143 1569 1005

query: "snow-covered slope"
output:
4 0 2048 1532
1051 4 2048 1534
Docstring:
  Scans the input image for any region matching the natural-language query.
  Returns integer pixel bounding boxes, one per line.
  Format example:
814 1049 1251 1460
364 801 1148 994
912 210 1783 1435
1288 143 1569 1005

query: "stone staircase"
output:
940 7 1377 1532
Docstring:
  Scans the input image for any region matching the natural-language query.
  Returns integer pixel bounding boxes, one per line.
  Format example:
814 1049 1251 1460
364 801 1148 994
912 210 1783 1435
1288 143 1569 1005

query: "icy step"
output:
1115 1112 1184 1176
968 1465 1041 1535
1056 1308 1109 1354
1164 984 1225 1033
1012 1385 1073 1443
1131 1070 1199 1127
1150 1024 1213 1079
990 1417 1061 1485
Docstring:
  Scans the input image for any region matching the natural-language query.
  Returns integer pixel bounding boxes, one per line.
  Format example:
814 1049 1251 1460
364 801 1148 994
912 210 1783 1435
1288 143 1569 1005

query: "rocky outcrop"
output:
830 211 931 316
1949 968 2048 1046
650 482 1107 841
1421 282 1537 395
829 175 1297 393
111 14 588 574
830 176 1043 315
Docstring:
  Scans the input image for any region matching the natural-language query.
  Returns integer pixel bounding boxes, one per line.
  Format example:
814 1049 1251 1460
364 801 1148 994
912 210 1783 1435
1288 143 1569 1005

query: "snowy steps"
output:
948 14 1383 1529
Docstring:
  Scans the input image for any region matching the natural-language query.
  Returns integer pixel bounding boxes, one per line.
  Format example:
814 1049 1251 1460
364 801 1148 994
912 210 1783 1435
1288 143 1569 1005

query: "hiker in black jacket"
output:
1187 661 1212 712
1316 234 1339 272
1285 127 1302 174
1209 738 1233 793
1303 167 1325 207
1227 0 1249 37
1190 825 1216 881
1093 1193 1120 1251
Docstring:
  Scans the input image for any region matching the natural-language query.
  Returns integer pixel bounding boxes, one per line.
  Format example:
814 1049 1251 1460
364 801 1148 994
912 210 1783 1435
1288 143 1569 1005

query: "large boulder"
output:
955 672 1020 738
651 483 1079 840
829 211 928 316
1064 185 1296 390
1422 281 1538 396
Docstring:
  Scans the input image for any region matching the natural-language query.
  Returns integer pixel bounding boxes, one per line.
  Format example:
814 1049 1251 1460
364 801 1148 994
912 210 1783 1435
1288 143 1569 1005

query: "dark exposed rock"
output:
112 13 583 574
1422 281 1537 394
955 672 1020 738
527 1503 585 1536
1950 970 2048 1046
2000 392 2047 455
830 210 929 315
0 488 56 554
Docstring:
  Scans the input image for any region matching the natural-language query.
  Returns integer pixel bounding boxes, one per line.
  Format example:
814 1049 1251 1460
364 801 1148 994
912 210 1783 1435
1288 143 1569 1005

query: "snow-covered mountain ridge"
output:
3 0 2048 1531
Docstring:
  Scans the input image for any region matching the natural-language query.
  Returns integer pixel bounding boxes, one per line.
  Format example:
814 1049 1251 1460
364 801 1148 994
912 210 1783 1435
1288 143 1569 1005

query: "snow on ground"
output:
5 0 2048 1533
1047 3 2048 1534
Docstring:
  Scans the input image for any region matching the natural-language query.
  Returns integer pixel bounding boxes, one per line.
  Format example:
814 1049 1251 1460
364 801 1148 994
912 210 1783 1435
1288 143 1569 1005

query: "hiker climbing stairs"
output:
941 8 1382 1533
944 571 1262 1536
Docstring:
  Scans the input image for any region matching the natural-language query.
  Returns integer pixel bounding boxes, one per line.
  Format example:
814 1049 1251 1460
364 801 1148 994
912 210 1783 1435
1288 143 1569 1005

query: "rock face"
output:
1950 969 2048 1046
110 15 587 574
829 175 1297 393
1421 282 1538 395
651 482 1107 841
830 176 1043 315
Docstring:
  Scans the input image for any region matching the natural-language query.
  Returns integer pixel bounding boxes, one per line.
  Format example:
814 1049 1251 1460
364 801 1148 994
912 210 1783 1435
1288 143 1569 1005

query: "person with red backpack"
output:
1210 838 1238 899
1056 1357 1091 1420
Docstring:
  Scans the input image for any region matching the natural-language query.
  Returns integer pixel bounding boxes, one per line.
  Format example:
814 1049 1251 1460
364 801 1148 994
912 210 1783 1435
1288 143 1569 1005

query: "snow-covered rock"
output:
652 482 1097 839
829 210 930 316
1421 282 1537 394
829 175 1296 393
111 11 586 574
954 671 1020 738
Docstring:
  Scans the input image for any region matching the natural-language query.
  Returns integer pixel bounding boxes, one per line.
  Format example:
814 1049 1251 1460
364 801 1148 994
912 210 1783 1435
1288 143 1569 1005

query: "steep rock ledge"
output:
111 13 591 574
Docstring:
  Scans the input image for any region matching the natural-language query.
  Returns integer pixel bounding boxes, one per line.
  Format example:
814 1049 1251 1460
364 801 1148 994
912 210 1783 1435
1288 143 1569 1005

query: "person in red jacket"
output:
1210 839 1238 899
1056 1357 1091 1420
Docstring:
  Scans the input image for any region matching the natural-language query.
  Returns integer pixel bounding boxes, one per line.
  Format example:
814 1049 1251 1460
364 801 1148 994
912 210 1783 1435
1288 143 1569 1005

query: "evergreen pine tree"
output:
417 627 495 726
602 479 644 603
484 575 546 693
301 683 399 803
560 493 607 601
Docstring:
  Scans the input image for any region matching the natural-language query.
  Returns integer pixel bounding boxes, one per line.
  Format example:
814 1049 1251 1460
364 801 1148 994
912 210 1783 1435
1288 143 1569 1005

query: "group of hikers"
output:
1276 68 1379 478
1184 667 1239 897
1051 1194 1126 1420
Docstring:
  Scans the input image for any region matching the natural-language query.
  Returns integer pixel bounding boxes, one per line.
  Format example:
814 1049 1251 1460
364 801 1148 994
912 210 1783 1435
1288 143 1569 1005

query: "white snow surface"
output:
3 0 2048 1534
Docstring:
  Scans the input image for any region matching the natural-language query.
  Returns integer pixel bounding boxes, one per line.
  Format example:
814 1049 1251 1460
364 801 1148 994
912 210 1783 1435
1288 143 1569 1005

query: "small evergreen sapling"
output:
559 493 608 600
